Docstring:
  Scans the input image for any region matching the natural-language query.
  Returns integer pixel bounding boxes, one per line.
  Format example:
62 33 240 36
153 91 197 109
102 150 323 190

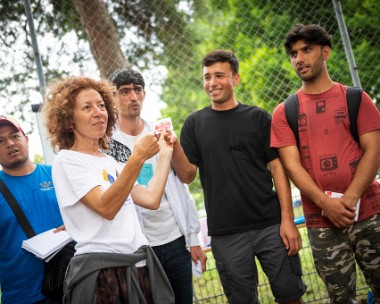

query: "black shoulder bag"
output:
0 178 75 301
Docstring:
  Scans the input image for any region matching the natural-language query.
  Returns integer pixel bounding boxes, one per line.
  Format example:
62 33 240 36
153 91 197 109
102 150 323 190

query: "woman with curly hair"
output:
42 76 175 303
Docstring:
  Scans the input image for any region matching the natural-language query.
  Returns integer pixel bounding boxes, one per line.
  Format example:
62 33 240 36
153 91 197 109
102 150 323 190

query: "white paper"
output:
22 228 73 261
192 261 203 278
354 199 361 221
324 191 360 221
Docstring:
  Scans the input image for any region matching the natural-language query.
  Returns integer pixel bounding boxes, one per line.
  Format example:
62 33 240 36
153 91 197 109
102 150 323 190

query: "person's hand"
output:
321 197 356 228
158 130 178 146
158 131 174 156
134 133 160 161
280 220 302 256
190 245 207 272
341 194 360 212
53 225 66 233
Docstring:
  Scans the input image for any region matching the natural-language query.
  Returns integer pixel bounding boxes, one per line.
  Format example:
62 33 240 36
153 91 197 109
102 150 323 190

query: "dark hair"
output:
202 50 239 74
42 76 117 151
108 68 145 89
284 24 332 55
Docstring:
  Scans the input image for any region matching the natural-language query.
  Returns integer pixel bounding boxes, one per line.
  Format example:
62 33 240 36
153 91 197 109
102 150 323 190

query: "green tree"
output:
1 0 379 208
159 0 380 207
0 0 194 128
2 0 377 130
33 153 45 164
162 0 379 127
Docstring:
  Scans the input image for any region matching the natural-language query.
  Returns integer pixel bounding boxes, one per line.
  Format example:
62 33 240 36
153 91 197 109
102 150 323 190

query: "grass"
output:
192 206 371 303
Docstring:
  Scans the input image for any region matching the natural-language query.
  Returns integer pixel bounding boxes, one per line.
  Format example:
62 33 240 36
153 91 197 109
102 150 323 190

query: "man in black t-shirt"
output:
174 50 307 304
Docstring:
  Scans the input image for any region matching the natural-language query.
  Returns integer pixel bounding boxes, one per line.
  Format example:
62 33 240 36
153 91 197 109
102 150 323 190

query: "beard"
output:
126 104 142 118
3 155 29 170
297 67 322 82
297 55 325 82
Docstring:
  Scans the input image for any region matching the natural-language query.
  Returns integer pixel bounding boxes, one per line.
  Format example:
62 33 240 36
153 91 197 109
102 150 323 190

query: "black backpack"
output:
284 86 362 147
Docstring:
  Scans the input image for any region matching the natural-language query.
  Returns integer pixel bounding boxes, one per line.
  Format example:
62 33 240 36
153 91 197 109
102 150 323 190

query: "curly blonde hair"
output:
42 76 118 151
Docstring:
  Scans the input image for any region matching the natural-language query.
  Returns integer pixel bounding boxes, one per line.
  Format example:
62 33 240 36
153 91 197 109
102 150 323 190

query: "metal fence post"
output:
23 0 55 164
333 0 362 88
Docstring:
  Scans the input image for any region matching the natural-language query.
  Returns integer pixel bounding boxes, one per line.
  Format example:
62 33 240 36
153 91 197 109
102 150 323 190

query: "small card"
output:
154 117 173 134
325 191 343 199
324 191 360 221
192 261 203 278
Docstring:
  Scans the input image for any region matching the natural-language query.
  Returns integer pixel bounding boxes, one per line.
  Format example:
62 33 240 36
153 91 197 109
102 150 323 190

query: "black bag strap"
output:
284 93 299 147
284 87 362 147
346 86 362 143
0 178 36 238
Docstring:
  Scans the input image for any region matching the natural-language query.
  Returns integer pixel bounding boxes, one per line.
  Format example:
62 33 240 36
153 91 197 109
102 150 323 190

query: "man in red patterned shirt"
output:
271 24 380 303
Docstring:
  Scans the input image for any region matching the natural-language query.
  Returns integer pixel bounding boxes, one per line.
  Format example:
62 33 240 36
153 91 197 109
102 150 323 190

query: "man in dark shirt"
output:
175 50 306 304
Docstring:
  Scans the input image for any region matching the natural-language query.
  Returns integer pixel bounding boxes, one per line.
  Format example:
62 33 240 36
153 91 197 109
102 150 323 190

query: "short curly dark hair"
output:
108 68 145 89
202 50 239 74
42 76 118 151
284 24 332 55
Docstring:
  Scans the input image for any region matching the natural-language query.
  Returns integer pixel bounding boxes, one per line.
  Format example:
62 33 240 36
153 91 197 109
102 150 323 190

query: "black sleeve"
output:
261 110 279 163
180 114 200 166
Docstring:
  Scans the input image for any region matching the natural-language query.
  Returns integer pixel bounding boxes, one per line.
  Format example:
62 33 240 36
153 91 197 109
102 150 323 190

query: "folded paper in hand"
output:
192 261 203 278
324 191 360 221
154 117 173 134
22 229 73 262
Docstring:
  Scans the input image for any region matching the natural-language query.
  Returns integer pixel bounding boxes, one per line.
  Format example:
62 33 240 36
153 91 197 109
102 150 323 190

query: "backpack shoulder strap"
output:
284 93 299 147
346 86 362 143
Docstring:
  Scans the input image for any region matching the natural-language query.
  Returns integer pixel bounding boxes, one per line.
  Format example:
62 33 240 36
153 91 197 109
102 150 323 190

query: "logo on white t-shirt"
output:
102 169 119 184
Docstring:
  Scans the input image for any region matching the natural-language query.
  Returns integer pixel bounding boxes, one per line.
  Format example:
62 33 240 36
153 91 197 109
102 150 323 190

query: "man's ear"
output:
233 73 241 86
322 45 331 61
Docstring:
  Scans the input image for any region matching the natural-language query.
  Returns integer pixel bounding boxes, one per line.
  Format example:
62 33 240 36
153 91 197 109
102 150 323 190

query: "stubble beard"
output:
122 106 141 120
128 109 141 119
297 55 325 83
3 154 29 170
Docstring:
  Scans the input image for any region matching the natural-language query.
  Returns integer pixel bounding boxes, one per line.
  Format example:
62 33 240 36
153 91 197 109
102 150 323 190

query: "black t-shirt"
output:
181 103 281 235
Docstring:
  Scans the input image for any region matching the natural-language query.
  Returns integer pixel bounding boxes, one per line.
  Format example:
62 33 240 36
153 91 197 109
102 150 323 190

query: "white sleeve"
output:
53 152 101 208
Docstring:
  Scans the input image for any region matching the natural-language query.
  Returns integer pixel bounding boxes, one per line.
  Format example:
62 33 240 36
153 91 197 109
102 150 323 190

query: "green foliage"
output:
160 0 380 206
0 2 377 301
1 0 379 200
33 153 45 164
162 0 380 127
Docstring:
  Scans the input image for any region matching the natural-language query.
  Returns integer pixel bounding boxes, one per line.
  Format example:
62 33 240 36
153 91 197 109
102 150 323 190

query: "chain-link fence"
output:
5 0 379 159
121 1 375 302
98 0 380 210
2 0 379 303
23 0 380 209
192 225 370 303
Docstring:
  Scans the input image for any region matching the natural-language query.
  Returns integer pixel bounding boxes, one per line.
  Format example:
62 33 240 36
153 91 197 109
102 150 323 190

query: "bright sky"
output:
29 128 44 159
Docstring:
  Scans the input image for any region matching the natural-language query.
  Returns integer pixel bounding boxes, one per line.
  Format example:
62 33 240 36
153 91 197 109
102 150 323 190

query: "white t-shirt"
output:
113 128 182 246
52 150 148 256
